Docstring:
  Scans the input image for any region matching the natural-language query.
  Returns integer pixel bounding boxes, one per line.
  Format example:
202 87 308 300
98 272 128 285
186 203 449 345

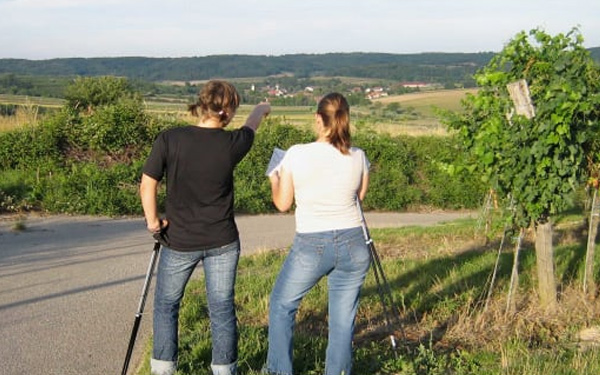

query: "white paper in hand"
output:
266 147 286 176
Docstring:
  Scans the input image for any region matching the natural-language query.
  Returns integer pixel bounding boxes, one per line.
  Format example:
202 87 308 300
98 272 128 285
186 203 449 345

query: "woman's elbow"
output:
140 174 158 197
273 204 287 213
272 198 292 212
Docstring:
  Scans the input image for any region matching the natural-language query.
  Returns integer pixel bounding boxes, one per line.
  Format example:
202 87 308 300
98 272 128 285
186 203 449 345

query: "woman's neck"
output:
196 118 222 128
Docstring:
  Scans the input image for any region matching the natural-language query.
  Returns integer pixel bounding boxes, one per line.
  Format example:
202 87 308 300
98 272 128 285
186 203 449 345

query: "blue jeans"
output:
265 227 371 375
152 240 240 369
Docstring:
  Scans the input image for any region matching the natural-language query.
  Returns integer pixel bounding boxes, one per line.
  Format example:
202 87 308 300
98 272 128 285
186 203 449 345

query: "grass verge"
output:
137 216 600 374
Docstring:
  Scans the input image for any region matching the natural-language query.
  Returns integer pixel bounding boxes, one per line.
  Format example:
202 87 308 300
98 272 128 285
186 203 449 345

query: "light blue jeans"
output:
152 240 240 375
264 227 371 375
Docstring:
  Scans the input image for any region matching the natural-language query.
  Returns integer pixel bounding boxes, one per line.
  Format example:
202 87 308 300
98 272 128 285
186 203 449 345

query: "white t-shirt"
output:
281 142 369 233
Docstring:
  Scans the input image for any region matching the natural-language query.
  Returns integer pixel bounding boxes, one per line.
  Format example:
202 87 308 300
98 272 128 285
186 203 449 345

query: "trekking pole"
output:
121 240 161 375
356 198 407 356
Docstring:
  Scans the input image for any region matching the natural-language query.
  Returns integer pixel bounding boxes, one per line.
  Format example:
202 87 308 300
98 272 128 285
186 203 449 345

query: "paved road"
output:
0 211 472 375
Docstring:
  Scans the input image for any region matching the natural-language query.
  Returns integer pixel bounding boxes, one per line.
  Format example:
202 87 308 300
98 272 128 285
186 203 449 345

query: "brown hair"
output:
188 80 241 125
317 92 351 154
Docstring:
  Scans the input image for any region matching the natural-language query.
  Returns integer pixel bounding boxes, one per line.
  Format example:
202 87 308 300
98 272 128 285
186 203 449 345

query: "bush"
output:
0 116 66 170
75 99 151 153
0 76 486 215
408 136 487 209
0 169 38 212
1 117 485 215
355 132 423 210
234 123 485 214
64 76 139 113
234 119 314 213
32 161 145 215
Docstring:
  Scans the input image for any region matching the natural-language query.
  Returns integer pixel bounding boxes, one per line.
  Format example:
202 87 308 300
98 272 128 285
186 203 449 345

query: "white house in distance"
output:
400 81 430 88
365 86 388 100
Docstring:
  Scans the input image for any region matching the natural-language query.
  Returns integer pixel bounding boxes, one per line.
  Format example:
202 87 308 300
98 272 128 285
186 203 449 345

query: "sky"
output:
0 0 598 60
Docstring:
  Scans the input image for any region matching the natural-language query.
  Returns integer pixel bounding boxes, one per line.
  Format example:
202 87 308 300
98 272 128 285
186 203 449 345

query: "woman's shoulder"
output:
287 142 315 153
349 146 366 155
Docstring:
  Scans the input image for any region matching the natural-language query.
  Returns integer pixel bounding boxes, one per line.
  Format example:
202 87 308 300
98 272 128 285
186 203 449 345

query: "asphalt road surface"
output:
0 211 472 375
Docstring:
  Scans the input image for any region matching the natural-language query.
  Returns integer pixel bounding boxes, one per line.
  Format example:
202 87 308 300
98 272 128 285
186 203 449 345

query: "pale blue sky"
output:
1 0 598 60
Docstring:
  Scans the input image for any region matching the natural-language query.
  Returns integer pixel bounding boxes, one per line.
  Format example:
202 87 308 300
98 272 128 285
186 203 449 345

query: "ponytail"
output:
317 93 351 154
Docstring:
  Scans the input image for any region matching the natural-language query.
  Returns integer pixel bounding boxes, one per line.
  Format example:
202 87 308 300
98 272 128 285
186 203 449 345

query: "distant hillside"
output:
589 46 600 61
0 48 597 100
0 52 495 83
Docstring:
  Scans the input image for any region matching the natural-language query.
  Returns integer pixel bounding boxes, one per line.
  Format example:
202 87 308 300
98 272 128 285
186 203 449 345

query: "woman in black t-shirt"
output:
140 80 270 375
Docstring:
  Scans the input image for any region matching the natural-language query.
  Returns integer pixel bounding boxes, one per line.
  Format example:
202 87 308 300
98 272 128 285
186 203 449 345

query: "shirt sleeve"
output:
142 132 167 181
362 149 371 171
230 127 255 165
352 147 370 173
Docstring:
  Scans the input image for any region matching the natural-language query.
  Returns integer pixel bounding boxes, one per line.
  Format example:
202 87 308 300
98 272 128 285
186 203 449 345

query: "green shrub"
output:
234 124 485 214
0 170 35 212
0 117 66 169
234 119 314 213
355 132 423 210
408 136 487 209
0 78 486 216
33 161 145 215
0 118 486 215
75 99 150 153
64 76 139 112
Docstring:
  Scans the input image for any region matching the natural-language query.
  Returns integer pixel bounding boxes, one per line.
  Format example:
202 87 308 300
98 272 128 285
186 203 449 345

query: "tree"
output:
61 76 156 159
64 76 140 113
444 28 600 310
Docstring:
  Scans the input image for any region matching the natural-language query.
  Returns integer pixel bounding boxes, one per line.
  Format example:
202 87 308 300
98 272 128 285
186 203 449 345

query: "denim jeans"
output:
264 227 371 375
152 240 240 374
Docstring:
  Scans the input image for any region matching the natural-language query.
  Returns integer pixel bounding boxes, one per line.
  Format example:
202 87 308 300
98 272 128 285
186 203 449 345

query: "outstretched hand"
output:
255 102 271 118
244 102 271 131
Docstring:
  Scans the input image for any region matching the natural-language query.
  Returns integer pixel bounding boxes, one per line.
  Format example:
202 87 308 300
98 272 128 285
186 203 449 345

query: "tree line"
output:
0 52 497 81
0 52 494 101
2 49 598 100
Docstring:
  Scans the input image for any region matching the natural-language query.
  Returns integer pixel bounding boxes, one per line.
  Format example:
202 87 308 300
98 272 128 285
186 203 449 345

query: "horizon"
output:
2 46 599 62
2 50 501 62
0 0 598 60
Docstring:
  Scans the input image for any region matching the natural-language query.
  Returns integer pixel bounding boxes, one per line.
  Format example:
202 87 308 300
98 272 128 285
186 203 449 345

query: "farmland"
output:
374 87 478 114
0 88 476 135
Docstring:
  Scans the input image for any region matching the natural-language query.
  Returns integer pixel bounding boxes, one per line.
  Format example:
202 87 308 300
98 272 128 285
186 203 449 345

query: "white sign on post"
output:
507 79 535 119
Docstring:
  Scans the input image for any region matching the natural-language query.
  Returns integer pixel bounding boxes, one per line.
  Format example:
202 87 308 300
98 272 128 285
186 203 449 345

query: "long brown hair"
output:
188 80 241 125
317 92 351 154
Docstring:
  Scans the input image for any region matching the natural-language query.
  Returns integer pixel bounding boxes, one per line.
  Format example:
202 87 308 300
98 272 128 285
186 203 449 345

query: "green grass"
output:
135 216 600 375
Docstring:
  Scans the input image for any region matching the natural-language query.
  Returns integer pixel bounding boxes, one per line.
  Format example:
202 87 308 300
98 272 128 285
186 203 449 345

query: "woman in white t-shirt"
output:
264 92 370 375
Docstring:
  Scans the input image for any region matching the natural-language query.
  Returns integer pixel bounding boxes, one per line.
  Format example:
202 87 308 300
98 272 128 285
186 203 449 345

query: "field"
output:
368 88 478 135
0 88 478 135
144 100 317 130
0 94 64 108
374 88 478 114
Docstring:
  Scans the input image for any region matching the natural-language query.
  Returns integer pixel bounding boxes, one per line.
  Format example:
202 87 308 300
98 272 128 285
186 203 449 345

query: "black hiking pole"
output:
121 240 161 375
356 198 406 356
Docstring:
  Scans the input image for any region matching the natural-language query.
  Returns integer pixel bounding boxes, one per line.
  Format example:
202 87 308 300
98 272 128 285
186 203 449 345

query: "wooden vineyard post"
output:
536 221 558 311
584 188 599 297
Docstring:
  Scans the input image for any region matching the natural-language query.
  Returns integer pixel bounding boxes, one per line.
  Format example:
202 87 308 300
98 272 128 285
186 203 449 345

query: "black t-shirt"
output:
143 125 255 251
